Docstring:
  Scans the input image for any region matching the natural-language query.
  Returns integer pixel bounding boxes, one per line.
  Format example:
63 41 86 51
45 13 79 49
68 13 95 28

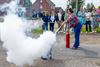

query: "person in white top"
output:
57 12 62 28
58 12 62 21
85 10 92 33
49 11 55 32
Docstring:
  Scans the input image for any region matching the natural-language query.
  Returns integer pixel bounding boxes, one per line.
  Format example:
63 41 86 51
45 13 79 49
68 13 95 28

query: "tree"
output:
70 0 85 11
87 3 95 12
23 0 33 19
98 6 100 9
24 0 32 7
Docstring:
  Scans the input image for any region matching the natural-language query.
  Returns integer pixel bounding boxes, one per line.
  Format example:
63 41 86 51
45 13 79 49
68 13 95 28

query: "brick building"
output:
32 0 55 14
0 0 56 18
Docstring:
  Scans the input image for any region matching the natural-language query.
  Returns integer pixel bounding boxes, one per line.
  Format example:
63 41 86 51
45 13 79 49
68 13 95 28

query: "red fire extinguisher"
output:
55 22 70 48
65 24 70 48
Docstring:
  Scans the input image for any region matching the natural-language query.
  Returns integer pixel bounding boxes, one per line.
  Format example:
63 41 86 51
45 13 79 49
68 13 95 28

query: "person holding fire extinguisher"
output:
64 8 82 49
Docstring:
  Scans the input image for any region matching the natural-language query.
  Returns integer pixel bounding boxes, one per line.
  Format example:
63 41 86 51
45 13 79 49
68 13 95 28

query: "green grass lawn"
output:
32 27 100 34
96 27 100 33
81 27 100 33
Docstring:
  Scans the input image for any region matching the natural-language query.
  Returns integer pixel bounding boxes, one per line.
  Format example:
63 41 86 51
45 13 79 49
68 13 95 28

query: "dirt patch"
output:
96 62 100 66
62 33 100 45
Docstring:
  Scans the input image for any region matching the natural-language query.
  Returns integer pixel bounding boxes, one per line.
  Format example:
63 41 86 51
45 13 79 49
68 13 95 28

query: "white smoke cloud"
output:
1 1 18 14
0 23 2 40
30 0 36 4
0 0 56 66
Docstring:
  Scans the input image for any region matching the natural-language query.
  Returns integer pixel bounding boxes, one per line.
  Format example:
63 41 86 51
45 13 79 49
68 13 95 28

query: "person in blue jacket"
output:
42 12 49 31
78 6 86 25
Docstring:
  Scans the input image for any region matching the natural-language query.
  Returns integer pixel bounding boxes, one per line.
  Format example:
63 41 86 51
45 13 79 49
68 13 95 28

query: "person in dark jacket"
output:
61 11 65 32
42 12 49 31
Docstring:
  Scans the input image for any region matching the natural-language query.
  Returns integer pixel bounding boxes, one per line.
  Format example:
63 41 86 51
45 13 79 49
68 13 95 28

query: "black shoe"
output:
41 57 48 60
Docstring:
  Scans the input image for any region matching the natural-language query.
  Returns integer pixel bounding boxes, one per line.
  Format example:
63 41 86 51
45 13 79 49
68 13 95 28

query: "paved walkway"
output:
0 35 100 67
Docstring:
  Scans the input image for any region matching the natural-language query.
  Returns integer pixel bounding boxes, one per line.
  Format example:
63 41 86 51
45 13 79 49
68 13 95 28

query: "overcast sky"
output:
30 0 100 10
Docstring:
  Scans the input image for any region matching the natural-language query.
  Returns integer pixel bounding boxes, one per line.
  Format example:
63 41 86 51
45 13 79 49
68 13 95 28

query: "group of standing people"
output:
42 10 65 32
42 6 100 33
78 6 100 33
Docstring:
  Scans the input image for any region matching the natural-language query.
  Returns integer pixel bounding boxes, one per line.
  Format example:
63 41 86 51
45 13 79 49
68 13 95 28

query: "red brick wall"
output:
32 0 53 14
32 0 40 12
41 0 51 12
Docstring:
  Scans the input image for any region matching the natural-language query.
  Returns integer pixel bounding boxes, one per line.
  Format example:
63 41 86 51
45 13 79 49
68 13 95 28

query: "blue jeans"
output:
42 22 48 31
73 23 82 48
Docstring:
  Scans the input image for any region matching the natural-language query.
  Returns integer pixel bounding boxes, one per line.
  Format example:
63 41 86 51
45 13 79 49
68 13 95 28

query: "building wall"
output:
42 0 52 12
0 0 55 18
32 0 40 13
32 0 55 14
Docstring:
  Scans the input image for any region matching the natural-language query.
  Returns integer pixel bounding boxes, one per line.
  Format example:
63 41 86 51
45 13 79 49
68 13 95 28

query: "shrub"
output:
96 27 100 33
32 28 43 34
